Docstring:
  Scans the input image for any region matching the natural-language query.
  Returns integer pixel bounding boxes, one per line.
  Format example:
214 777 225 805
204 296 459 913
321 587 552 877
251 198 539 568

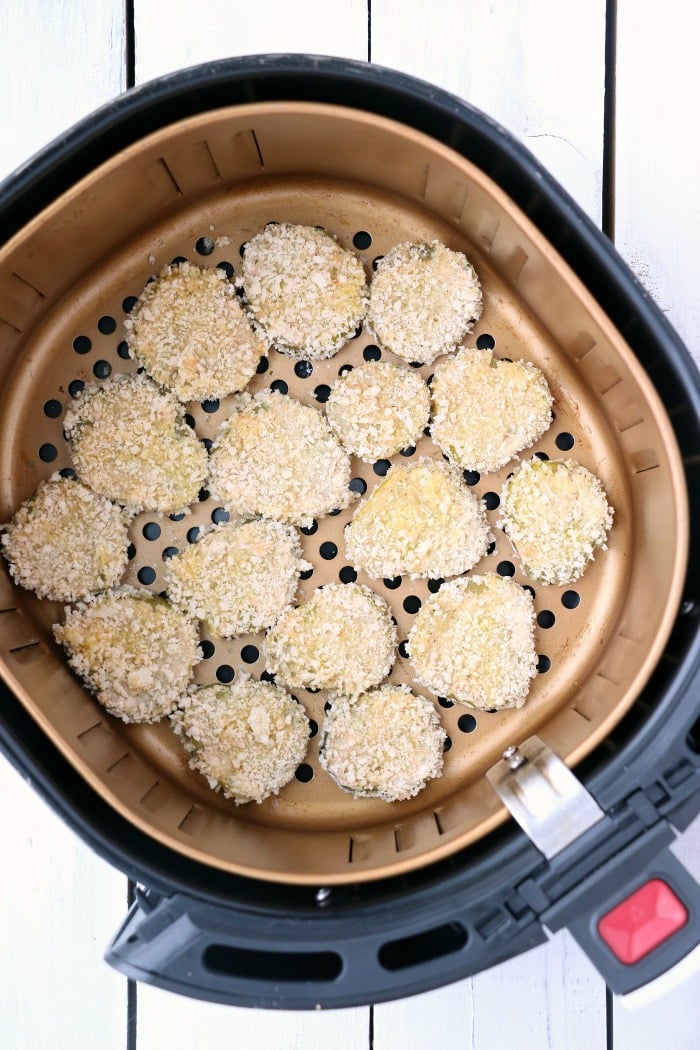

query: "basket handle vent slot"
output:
202 945 342 983
377 921 468 972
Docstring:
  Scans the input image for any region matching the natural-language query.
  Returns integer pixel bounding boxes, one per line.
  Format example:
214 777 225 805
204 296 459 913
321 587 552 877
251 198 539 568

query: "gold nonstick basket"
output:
0 61 690 896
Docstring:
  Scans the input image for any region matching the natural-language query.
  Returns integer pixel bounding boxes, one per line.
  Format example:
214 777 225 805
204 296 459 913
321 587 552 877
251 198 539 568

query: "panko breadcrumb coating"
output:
239 223 368 359
171 679 310 805
499 457 614 585
265 583 397 694
124 261 266 402
1 474 130 602
366 240 482 365
325 361 430 461
430 348 553 472
165 518 310 637
54 590 201 723
408 573 537 710
63 373 208 514
344 458 491 580
208 390 354 527
319 684 446 802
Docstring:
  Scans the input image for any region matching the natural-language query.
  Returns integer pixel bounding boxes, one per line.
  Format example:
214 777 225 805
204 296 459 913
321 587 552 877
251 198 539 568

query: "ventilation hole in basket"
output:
240 645 259 664
319 541 338 561
117 341 131 360
437 696 454 709
443 736 452 753
308 719 319 739
534 451 550 461
483 491 500 510
294 360 313 379
122 295 138 314
198 490 209 505
523 584 535 599
338 364 353 377
339 566 357 584
184 413 195 429
384 576 402 590
38 443 57 463
409 361 423 369
353 231 372 250
398 640 410 659
211 507 229 524
373 459 391 477
137 566 156 585
537 655 551 673
497 561 515 577
196 236 215 256
314 384 331 403
476 333 495 350
202 399 220 414
270 379 288 395
403 595 421 614
186 527 200 543
256 356 269 375
142 522 161 541
428 578 444 594
458 714 477 733
200 639 215 659
555 432 575 451
97 315 117 335
363 344 381 361
239 241 248 258
537 610 556 629
43 399 62 418
162 546 178 560
372 256 384 271
59 467 76 479
73 335 92 354
562 590 581 609
171 256 187 266
300 520 318 536
323 700 332 712
295 763 314 784
463 470 480 486
299 567 314 581
93 360 111 379
260 670 275 684
486 540 496 556
217 261 234 279
400 445 416 457
170 511 186 522
203 438 213 452
127 544 136 561
349 477 367 495
216 664 235 683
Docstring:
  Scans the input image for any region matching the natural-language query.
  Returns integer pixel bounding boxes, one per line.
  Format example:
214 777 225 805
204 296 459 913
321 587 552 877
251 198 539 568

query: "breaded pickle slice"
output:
63 373 208 514
208 390 354 527
265 583 397 695
239 223 368 359
319 684 446 802
165 518 309 637
54 590 201 723
344 458 491 580
2 474 130 602
326 360 430 461
430 348 553 472
125 261 265 402
366 240 482 365
171 679 310 805
408 573 537 710
500 458 614 585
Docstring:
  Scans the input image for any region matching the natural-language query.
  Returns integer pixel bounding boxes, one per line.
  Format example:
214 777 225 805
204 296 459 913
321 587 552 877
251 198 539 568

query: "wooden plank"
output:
0 0 125 179
134 0 368 83
0 758 128 1049
371 0 607 225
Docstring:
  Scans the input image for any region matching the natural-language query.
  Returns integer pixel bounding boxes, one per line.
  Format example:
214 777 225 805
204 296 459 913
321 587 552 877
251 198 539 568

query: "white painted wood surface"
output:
0 3 699 1048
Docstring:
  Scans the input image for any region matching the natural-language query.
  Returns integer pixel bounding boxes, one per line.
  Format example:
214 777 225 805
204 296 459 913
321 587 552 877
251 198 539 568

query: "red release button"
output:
598 879 688 965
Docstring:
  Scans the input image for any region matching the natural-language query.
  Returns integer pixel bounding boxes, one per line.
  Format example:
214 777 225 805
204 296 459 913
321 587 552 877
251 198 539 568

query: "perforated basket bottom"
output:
0 104 687 884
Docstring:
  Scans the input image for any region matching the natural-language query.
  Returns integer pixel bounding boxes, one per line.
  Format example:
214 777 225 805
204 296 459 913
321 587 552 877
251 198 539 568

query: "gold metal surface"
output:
0 103 689 884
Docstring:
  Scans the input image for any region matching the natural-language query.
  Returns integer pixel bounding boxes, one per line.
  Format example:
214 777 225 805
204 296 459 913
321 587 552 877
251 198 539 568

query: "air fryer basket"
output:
0 56 698 1007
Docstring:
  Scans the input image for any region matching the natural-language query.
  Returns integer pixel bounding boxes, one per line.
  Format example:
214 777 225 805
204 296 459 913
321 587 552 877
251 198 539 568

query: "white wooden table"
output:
1 3 698 1048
